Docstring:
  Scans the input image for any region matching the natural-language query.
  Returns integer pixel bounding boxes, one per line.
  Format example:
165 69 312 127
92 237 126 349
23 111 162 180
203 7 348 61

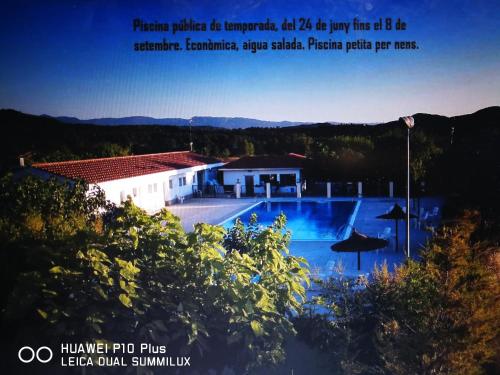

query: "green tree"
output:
95 142 131 158
0 174 109 313
0 174 107 243
244 139 255 156
410 130 443 183
296 211 499 375
2 189 310 372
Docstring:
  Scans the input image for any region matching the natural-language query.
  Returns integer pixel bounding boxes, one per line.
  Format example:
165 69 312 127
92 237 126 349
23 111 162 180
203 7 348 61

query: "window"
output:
147 184 158 193
182 177 187 186
193 173 197 184
280 174 296 186
169 179 173 189
133 187 138 197
260 174 278 185
178 177 183 186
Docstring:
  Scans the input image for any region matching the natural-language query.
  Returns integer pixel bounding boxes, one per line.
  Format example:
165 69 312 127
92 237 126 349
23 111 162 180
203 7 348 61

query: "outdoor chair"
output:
419 207 426 217
378 227 392 242
378 227 392 249
220 186 234 198
193 188 203 198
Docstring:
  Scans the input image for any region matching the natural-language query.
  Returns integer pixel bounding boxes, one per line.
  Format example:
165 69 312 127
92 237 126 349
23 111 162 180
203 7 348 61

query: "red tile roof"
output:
32 151 222 183
220 153 307 170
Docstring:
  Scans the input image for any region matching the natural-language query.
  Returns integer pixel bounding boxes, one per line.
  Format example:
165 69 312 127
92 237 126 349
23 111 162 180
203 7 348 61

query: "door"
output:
245 175 254 196
197 170 204 189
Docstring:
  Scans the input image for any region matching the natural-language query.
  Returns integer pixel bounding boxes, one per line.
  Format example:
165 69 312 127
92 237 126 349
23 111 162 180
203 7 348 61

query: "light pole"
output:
400 116 414 258
188 118 193 152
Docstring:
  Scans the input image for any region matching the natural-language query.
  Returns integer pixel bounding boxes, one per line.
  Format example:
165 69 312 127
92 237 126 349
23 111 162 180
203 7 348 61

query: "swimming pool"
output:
221 200 359 241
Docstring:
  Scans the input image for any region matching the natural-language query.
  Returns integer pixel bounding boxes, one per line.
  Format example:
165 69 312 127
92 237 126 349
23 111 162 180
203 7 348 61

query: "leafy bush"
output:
0 174 109 315
296 211 499 375
0 174 107 243
3 187 310 372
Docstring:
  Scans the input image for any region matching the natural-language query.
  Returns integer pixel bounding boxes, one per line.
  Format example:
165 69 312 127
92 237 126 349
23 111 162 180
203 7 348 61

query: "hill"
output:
1 106 499 228
48 114 306 129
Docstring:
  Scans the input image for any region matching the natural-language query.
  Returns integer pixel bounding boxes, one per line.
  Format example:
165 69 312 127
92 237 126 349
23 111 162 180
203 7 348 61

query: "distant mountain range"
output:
5 106 499 130
46 115 309 129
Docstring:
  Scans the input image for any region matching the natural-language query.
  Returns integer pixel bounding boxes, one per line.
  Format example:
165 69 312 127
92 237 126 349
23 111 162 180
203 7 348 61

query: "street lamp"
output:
188 118 194 152
400 116 414 258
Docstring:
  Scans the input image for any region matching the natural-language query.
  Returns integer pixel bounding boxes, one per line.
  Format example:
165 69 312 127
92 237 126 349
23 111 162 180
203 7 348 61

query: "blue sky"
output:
0 0 499 122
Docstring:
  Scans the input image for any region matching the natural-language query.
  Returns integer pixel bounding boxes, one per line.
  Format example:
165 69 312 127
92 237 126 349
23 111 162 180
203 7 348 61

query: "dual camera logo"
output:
18 346 53 364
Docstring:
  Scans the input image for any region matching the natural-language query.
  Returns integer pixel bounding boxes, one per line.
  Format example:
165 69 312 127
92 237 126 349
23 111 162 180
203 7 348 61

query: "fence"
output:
192 180 408 199
192 184 232 198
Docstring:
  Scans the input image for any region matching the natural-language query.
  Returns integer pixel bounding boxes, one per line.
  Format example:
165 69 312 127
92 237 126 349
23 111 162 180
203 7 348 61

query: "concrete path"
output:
165 198 260 232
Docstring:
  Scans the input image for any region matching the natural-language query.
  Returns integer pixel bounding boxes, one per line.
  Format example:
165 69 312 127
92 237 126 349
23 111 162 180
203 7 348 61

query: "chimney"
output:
19 157 25 167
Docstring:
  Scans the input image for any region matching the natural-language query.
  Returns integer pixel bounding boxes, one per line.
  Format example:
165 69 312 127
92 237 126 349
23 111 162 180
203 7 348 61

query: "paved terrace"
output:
166 196 443 277
290 197 442 278
165 198 261 232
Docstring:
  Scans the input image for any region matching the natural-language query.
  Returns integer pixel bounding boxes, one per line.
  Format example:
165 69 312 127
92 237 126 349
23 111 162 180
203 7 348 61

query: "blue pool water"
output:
222 201 357 241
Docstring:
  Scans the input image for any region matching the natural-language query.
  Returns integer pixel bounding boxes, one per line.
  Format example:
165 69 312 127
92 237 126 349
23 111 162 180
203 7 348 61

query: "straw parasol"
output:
331 229 389 271
376 203 417 252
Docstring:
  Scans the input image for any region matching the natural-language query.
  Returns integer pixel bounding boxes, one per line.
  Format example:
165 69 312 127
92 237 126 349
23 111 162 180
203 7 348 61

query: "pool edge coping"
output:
343 199 362 240
217 201 264 226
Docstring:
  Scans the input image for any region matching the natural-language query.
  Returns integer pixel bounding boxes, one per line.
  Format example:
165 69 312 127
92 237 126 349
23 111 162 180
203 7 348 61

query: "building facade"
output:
220 153 306 196
31 151 224 212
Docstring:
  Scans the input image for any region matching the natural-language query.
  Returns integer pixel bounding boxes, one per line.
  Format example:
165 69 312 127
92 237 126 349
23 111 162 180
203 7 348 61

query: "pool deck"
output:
292 197 442 278
165 198 261 231
166 196 443 277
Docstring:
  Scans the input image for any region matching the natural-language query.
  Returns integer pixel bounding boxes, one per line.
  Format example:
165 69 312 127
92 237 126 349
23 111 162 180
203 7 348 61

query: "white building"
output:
220 153 306 196
31 151 224 212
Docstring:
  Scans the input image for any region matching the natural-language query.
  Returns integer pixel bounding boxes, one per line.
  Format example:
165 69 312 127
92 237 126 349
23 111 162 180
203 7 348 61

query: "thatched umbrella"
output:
331 229 389 271
376 203 417 252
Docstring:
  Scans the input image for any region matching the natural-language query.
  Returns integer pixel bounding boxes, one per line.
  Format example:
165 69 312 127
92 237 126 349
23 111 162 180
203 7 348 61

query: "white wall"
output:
95 163 223 212
222 169 301 186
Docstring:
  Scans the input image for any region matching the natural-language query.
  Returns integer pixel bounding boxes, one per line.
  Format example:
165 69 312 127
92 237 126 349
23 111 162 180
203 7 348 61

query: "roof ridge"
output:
32 150 192 167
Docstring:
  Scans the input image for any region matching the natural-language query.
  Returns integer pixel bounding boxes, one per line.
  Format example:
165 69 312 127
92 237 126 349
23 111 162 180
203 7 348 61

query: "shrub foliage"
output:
1 175 309 373
296 211 499 374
